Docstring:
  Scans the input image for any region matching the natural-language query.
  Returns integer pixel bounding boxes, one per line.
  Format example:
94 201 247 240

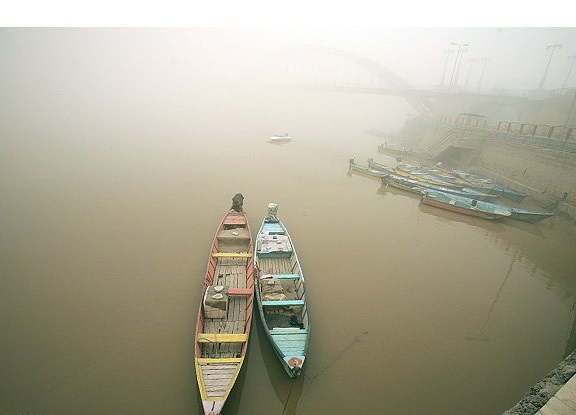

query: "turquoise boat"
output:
381 170 497 201
254 203 311 378
421 190 511 220
422 191 554 223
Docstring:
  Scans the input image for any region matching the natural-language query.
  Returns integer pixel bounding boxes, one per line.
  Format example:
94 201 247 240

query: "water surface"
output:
2 33 576 415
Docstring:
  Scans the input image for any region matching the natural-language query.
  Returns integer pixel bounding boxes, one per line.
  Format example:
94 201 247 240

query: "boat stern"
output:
285 356 305 378
202 399 225 415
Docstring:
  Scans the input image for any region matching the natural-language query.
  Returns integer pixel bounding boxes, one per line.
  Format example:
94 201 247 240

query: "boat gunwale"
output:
194 205 255 412
254 217 311 378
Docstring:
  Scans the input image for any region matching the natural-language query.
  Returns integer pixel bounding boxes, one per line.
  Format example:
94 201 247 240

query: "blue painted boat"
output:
254 203 311 378
421 190 512 220
381 171 497 201
348 158 388 179
423 191 554 223
350 159 496 200
367 158 461 188
445 169 525 201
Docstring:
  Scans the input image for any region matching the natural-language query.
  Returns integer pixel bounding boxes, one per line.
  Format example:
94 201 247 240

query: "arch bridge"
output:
256 45 550 123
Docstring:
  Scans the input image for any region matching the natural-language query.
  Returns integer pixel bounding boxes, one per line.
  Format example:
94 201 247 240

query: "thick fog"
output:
2 28 576 98
3 27 576 415
2 28 575 175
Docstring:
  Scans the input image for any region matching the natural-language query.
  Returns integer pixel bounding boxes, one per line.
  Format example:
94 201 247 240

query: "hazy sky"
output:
249 27 576 90
3 0 575 93
4 0 573 27
4 27 574 95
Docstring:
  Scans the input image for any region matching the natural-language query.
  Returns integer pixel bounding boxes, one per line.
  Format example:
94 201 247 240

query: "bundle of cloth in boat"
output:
260 277 287 302
258 233 292 253
203 285 229 318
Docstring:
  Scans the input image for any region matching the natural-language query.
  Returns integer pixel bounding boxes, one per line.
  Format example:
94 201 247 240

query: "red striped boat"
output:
194 194 254 415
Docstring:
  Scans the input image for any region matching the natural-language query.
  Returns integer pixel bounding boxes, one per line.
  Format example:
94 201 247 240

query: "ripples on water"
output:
2 81 576 414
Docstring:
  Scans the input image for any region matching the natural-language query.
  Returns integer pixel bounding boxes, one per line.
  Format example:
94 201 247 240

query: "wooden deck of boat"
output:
257 254 307 330
201 256 250 359
257 256 302 302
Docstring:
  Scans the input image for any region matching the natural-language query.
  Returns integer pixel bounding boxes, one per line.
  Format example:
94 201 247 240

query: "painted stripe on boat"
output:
197 333 248 343
227 287 253 295
262 299 305 307
197 357 243 364
211 252 252 258
263 274 300 279
270 328 308 336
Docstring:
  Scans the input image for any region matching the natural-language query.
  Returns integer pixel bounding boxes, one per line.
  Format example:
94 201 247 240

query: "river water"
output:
3 43 576 414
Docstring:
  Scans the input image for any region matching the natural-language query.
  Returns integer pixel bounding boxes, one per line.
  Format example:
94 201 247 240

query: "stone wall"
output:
472 141 576 203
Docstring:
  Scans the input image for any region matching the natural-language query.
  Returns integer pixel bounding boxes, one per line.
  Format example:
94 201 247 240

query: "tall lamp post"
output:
440 49 454 87
449 42 469 93
563 55 576 88
477 57 489 92
539 43 562 89
464 58 477 91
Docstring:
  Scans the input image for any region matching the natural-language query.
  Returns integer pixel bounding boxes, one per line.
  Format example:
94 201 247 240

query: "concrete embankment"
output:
378 136 576 222
468 140 576 220
501 349 576 414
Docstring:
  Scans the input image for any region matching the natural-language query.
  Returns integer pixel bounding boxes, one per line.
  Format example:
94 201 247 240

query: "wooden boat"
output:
420 190 512 220
269 133 291 143
194 194 255 415
443 169 525 199
427 192 553 223
421 191 554 223
488 182 527 203
381 172 497 201
349 158 388 179
254 203 311 378
367 159 462 189
507 207 554 223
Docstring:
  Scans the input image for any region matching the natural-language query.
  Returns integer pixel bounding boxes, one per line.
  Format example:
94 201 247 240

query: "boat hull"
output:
422 191 553 223
194 202 254 414
349 158 387 179
254 215 311 378
381 173 496 201
421 196 502 219
509 210 555 223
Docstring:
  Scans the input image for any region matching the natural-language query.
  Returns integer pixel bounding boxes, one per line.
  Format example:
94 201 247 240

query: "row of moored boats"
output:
349 158 554 223
195 194 310 415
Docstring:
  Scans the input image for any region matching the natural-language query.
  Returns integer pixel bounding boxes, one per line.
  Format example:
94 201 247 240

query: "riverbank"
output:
501 348 576 414
376 141 576 223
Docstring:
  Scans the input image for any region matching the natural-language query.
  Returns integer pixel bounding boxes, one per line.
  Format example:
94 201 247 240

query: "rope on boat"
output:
292 331 369 412
305 331 369 380
281 381 295 415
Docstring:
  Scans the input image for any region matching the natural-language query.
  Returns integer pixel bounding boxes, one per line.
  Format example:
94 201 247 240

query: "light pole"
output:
440 49 454 87
464 58 477 91
539 43 562 89
448 42 469 93
477 57 489 92
563 55 576 88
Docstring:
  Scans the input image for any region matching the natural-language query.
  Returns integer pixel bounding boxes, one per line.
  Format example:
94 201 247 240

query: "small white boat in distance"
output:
269 133 291 143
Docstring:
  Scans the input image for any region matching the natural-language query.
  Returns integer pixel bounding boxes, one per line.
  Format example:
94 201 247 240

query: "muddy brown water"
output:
2 81 576 415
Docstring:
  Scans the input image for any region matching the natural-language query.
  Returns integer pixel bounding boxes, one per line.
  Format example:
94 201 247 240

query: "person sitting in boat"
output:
266 203 279 222
232 193 244 212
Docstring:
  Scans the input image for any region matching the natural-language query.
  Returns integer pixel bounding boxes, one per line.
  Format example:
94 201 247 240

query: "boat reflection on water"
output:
417 200 507 235
255 315 305 415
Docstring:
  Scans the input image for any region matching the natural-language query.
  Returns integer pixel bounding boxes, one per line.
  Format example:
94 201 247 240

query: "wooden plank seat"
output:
197 333 248 343
271 328 308 334
262 299 305 307
223 214 247 226
227 288 253 296
262 222 285 235
211 252 252 258
197 357 243 364
262 274 300 279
